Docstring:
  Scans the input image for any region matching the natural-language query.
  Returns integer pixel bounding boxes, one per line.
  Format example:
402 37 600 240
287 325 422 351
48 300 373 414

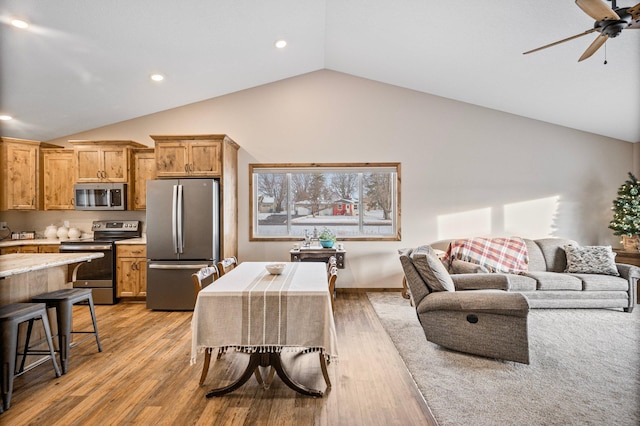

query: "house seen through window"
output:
250 163 400 241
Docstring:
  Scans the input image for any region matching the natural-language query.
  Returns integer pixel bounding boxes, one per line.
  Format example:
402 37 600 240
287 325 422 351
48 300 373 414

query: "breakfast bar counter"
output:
0 253 103 304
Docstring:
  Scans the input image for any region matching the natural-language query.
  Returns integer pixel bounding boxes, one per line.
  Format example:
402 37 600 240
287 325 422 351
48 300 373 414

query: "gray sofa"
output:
428 238 637 313
398 238 637 363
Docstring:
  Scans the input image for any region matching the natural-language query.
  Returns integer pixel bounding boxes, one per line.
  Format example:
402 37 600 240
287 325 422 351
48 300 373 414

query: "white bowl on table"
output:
265 263 286 275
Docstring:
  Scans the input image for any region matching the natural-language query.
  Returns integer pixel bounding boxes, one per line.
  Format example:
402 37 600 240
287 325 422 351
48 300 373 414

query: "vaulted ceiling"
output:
1 0 639 143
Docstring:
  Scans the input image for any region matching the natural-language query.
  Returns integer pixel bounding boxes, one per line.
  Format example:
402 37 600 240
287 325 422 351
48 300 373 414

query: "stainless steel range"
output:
59 220 141 304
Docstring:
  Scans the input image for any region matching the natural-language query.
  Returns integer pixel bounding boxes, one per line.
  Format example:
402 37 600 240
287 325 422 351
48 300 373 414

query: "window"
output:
250 163 401 241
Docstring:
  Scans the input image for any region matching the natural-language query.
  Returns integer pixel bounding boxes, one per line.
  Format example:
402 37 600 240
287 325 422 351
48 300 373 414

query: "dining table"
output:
191 261 338 397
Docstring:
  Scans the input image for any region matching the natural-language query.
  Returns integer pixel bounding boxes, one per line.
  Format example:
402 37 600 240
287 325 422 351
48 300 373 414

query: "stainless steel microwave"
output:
74 183 127 210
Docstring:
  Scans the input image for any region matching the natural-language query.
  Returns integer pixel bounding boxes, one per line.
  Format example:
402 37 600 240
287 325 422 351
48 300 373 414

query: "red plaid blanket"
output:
443 237 529 274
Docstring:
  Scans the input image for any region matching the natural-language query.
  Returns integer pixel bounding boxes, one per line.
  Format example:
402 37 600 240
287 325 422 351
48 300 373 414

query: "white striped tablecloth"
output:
190 262 338 364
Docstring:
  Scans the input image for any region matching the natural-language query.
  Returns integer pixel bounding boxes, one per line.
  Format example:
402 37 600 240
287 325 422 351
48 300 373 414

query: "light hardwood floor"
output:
2 293 437 425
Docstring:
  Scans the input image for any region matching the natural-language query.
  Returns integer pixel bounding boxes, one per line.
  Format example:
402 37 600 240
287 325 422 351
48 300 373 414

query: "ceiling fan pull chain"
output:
603 43 607 65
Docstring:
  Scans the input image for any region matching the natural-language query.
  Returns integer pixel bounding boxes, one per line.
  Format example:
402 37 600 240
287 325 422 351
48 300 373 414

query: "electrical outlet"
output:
0 222 7 230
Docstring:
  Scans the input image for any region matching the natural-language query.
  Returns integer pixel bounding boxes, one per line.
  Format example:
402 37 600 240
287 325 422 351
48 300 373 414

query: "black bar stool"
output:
30 288 102 374
0 303 61 412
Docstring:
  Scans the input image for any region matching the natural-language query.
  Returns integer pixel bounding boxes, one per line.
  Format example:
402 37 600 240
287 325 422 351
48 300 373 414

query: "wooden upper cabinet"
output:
0 137 60 211
132 148 156 210
152 135 228 177
189 141 221 176
71 140 145 183
42 148 75 210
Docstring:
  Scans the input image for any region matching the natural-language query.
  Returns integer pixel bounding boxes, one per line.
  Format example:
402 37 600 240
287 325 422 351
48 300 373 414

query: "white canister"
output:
45 225 58 240
67 227 81 239
56 226 69 239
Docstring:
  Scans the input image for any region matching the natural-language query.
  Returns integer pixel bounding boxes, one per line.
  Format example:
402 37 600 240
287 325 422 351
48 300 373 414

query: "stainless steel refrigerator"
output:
146 179 219 310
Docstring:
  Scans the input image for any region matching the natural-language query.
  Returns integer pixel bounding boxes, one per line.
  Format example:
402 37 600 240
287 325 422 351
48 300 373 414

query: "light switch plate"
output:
0 222 8 230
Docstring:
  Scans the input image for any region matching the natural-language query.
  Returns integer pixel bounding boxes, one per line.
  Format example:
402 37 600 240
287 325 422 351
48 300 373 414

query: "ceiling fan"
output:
523 0 640 61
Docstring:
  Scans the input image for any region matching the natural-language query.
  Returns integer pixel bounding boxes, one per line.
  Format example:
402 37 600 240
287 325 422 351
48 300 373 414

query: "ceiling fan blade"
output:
575 0 620 20
627 2 640 19
523 28 597 55
578 34 608 61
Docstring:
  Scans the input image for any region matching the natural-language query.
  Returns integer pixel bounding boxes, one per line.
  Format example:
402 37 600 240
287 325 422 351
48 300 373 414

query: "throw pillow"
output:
451 258 489 274
563 245 619 276
410 245 455 292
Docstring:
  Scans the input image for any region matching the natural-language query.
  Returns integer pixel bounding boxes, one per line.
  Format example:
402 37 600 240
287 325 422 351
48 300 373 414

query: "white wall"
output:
10 70 634 289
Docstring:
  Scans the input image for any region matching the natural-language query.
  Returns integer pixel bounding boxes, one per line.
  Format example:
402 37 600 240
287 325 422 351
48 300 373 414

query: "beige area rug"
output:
367 292 640 426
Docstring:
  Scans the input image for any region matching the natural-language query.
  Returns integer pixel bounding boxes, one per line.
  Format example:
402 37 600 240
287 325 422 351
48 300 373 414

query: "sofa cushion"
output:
399 248 432 306
506 274 538 291
568 273 629 291
410 245 455 292
534 238 577 272
563 245 619 276
451 258 489 274
451 273 509 291
524 239 547 272
418 289 529 317
523 271 583 290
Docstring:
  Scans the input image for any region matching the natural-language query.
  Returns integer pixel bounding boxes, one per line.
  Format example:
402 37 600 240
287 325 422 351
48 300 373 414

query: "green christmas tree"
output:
609 172 640 236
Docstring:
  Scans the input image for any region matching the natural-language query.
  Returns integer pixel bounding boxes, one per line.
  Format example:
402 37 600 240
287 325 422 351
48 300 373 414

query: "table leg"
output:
269 352 323 397
206 353 261 398
205 351 323 398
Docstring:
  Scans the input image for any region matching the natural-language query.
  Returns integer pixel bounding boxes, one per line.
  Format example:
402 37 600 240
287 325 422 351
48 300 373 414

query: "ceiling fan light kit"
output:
523 0 640 62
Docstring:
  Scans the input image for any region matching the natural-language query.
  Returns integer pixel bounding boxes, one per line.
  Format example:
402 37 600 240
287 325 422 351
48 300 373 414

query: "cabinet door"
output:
5 143 38 209
76 147 103 181
0 246 20 254
155 142 189 177
117 258 137 297
43 150 75 210
102 147 127 181
133 151 156 210
189 141 221 176
137 258 147 296
38 245 60 253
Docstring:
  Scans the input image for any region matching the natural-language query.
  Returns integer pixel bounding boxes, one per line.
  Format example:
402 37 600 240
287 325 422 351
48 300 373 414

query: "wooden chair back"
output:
328 266 338 314
192 265 219 301
326 256 337 274
217 256 238 277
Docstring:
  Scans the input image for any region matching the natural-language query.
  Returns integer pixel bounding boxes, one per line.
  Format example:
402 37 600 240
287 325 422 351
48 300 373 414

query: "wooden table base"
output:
206 351 323 398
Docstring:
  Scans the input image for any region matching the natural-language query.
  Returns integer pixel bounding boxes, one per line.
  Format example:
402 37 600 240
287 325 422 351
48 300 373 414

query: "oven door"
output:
59 243 116 304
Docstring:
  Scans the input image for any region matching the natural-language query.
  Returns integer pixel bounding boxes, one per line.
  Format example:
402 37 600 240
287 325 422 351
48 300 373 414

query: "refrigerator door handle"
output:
177 184 184 254
172 184 179 254
148 263 211 270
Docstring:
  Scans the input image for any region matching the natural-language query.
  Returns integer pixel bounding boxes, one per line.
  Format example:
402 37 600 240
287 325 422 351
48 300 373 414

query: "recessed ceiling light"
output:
275 39 287 49
0 115 13 121
11 19 29 29
150 74 164 82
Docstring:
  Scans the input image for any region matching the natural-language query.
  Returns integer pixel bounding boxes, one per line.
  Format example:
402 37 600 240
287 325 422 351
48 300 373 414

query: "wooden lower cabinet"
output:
0 244 59 254
116 244 147 298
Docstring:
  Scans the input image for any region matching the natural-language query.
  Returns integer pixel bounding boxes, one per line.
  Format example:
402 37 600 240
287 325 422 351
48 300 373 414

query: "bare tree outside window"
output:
250 163 400 241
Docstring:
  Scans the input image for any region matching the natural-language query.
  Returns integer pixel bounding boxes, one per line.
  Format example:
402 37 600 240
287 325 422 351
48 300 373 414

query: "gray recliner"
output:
399 246 531 364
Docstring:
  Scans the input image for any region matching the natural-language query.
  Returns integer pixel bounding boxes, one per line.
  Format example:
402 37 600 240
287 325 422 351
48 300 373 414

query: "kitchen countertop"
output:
0 235 147 247
0 238 62 247
115 236 146 244
0 252 104 278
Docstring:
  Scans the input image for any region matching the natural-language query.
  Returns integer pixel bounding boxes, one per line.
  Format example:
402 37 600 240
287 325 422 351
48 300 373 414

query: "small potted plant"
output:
318 227 337 248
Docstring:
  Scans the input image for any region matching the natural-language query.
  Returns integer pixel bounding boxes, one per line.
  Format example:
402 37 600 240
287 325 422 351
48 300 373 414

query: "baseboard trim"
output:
337 288 403 294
